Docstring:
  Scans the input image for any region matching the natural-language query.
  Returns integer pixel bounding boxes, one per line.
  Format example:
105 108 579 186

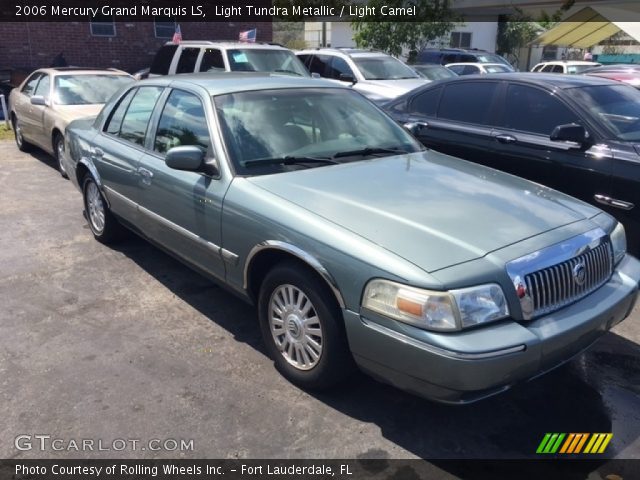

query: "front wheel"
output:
53 133 68 179
82 174 124 244
258 262 354 390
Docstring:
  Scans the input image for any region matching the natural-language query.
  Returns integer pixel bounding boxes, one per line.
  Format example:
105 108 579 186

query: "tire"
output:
53 132 68 179
12 115 32 152
82 174 125 244
258 261 355 390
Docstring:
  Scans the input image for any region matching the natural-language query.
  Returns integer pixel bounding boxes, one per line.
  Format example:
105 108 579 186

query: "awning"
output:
531 5 640 48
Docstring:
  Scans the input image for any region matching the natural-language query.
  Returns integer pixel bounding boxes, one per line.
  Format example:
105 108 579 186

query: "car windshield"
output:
566 84 640 141
214 87 422 175
484 64 512 73
475 54 513 68
567 64 600 74
414 65 457 80
353 56 419 80
226 49 309 76
53 75 133 105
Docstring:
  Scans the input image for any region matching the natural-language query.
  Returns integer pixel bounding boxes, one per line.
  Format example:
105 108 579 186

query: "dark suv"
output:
417 48 513 70
384 73 640 253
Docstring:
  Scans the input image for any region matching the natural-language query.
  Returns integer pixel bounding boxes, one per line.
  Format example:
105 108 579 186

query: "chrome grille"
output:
524 241 613 318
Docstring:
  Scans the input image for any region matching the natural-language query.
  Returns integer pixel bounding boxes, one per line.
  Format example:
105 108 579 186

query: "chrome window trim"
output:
361 319 526 360
506 228 612 320
243 240 346 308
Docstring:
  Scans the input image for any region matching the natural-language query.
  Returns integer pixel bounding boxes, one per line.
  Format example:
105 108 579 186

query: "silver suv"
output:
296 48 428 103
149 41 309 77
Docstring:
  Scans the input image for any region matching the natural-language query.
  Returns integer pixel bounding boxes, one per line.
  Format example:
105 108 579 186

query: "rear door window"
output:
552 65 565 73
409 87 442 116
437 82 498 124
176 48 200 74
150 45 178 75
541 64 555 73
199 48 225 71
21 73 42 96
305 55 331 76
117 87 163 146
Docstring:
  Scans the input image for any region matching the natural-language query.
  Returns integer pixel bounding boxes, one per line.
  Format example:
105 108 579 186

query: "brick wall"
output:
0 22 273 75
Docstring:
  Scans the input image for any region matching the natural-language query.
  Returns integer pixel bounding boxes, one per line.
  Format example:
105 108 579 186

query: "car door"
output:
406 81 500 164
488 82 612 202
15 72 43 141
135 87 226 280
30 73 51 148
93 85 164 223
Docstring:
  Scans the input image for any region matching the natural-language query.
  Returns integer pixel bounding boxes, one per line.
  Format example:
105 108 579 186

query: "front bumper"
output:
344 254 640 404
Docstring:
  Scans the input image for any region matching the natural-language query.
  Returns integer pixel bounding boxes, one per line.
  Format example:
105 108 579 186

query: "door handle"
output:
493 134 517 144
594 194 634 211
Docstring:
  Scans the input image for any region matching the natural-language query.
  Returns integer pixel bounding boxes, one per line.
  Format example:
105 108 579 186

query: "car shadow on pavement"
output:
24 147 58 172
111 234 640 460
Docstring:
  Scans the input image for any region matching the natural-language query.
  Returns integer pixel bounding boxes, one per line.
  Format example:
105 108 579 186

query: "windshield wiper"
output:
331 146 410 159
243 156 339 168
273 69 303 76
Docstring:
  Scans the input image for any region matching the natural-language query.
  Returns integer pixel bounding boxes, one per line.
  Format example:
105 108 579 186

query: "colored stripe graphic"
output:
538 433 612 454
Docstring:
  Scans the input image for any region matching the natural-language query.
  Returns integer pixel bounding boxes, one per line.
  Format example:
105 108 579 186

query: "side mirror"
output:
30 95 47 106
403 121 428 135
165 146 205 171
339 73 357 84
550 123 588 145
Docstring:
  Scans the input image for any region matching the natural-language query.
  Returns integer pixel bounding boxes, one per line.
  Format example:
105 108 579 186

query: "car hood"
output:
356 78 428 100
53 104 103 123
247 151 601 272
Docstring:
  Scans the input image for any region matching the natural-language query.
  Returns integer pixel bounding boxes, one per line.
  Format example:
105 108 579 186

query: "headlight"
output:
610 222 626 265
362 279 509 331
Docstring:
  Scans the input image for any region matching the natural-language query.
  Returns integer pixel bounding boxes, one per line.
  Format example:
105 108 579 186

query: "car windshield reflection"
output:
214 88 422 175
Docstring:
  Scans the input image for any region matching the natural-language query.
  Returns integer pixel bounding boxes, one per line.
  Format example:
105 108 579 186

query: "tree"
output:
496 10 540 63
351 0 459 59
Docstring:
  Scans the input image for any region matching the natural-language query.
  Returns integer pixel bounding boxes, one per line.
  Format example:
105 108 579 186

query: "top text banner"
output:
6 0 427 22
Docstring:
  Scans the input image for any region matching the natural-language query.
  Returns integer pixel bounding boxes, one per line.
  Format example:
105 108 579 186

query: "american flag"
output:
172 24 182 44
239 28 257 43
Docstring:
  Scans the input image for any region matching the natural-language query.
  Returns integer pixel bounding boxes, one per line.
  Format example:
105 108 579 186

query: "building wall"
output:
0 22 273 74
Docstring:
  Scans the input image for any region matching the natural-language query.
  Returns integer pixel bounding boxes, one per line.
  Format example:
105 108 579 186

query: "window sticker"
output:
232 52 248 63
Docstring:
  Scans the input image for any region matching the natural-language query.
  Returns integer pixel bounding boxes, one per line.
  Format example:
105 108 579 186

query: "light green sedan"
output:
63 74 640 403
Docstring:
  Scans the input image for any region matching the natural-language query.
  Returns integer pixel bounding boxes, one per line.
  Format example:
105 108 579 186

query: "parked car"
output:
411 64 457 81
581 64 640 88
149 41 309 77
384 73 640 253
416 48 514 70
446 62 513 75
531 61 601 74
9 67 134 177
63 74 639 403
296 48 427 103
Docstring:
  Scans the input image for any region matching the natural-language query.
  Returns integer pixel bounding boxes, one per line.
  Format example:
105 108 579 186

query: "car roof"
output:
538 61 601 66
166 41 288 50
446 62 507 67
138 73 339 95
295 48 391 58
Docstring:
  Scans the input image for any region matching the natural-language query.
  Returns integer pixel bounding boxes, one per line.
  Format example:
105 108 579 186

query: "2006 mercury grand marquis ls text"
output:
63 74 640 403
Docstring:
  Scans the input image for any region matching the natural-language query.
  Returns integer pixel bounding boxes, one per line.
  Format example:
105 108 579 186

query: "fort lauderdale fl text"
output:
26 4 416 19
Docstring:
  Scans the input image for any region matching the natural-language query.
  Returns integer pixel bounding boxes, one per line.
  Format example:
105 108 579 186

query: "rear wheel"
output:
12 115 32 152
82 174 124 244
258 262 354 390
53 133 68 179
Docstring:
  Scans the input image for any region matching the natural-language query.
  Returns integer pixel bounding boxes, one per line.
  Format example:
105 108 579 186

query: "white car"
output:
531 61 601 74
296 48 428 103
445 63 513 75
